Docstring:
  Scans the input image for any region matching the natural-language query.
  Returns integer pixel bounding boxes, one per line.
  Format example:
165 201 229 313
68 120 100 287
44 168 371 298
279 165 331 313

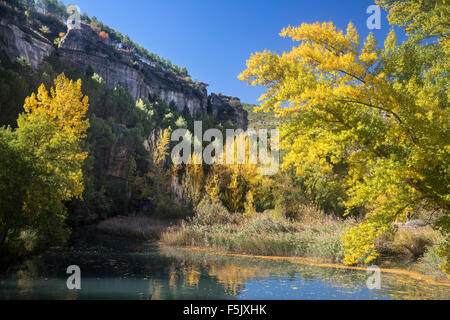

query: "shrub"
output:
247 212 297 234
4 229 39 256
54 37 62 47
154 197 189 219
297 204 325 224
97 216 177 240
414 245 448 278
39 25 51 34
391 226 442 259
99 31 110 43
307 231 345 262
191 198 242 226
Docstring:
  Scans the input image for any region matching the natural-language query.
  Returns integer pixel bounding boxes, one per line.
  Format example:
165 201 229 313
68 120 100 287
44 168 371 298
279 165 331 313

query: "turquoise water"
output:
0 243 449 300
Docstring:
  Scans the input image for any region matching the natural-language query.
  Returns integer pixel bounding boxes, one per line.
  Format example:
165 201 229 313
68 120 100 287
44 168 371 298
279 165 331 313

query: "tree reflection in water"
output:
0 244 448 300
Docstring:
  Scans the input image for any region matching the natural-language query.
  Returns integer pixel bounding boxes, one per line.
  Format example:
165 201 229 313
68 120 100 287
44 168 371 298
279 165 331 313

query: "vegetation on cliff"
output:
0 39 239 265
1 0 188 75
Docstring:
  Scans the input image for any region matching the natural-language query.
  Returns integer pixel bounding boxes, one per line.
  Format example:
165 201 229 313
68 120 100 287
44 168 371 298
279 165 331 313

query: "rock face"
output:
208 93 248 130
0 19 54 69
58 24 209 115
0 18 249 184
0 18 247 127
0 19 248 128
106 123 134 179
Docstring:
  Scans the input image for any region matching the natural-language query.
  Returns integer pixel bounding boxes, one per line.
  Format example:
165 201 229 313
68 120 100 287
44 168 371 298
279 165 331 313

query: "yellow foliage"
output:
239 15 449 268
24 73 89 138
152 129 171 168
206 174 220 200
206 133 263 213
147 128 172 199
5 73 91 245
183 153 205 204
243 190 256 218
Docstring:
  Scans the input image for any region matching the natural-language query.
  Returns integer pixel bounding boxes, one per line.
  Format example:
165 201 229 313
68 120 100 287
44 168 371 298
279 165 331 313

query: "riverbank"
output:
8 206 442 285
161 245 450 288
158 199 448 282
2 214 448 299
2 236 449 300
96 216 181 241
91 211 448 283
0 217 177 274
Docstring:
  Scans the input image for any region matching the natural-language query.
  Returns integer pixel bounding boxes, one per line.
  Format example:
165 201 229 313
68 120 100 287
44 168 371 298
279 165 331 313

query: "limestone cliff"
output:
208 93 248 130
58 24 209 115
0 17 248 128
0 18 53 69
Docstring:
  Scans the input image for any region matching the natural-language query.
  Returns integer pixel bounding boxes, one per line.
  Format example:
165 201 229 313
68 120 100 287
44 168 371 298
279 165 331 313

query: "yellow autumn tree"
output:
239 1 449 268
243 190 257 218
183 153 205 205
206 173 220 200
23 73 90 137
207 132 263 213
149 128 171 197
4 73 90 246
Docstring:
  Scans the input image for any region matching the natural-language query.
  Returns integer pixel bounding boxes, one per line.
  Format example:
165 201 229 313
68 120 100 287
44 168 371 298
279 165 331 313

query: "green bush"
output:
414 245 448 278
191 198 242 226
154 197 189 219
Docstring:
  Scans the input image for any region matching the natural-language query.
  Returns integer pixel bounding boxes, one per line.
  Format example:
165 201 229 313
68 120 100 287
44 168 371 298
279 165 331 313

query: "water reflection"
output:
0 243 448 300
159 246 450 300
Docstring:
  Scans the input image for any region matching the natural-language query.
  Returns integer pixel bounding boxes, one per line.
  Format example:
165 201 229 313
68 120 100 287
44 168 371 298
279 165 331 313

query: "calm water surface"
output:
0 242 449 300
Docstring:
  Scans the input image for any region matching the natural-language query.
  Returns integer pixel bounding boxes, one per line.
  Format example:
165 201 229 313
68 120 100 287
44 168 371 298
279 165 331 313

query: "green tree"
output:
0 73 89 249
0 59 29 127
0 129 31 248
36 0 66 19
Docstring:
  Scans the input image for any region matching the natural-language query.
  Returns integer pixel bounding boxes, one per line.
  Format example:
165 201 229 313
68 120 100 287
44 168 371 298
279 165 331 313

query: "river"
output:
0 236 449 300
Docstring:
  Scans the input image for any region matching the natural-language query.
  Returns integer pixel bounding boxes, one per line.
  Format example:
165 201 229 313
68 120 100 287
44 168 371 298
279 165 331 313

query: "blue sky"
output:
62 0 391 104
